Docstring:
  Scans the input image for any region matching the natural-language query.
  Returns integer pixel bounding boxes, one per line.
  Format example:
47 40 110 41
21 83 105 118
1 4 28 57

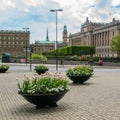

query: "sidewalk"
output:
0 70 120 120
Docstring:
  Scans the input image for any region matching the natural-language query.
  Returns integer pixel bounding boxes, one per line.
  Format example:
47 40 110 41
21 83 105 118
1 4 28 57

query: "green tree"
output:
110 35 120 57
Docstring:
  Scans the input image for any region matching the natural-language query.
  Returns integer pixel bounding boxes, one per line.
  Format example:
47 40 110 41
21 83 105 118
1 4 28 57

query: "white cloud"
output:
0 0 120 43
23 0 44 7
0 0 15 10
112 0 120 6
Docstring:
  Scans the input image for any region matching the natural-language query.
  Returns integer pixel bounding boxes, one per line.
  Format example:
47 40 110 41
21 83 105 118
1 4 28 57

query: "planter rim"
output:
18 90 69 96
35 69 48 70
67 75 92 77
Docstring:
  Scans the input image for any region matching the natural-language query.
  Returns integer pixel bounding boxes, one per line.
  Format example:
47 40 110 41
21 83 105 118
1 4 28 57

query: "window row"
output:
96 48 110 53
0 36 25 40
0 41 25 44
0 45 23 48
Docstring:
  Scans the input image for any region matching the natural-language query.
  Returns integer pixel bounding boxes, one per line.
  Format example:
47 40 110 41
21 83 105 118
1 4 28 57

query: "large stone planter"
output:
19 90 69 109
68 75 92 84
0 68 9 73
35 69 48 75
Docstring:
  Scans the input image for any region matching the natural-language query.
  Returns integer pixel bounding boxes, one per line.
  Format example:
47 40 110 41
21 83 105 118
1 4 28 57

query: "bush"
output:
31 53 47 61
46 46 96 56
70 55 80 61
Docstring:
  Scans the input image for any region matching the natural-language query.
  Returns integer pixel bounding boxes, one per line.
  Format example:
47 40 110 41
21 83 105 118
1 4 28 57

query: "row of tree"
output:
110 35 120 58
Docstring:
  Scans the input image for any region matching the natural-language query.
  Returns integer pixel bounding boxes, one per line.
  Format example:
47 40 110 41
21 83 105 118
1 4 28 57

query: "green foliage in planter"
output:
0 64 9 70
17 72 69 94
34 64 49 71
66 65 93 77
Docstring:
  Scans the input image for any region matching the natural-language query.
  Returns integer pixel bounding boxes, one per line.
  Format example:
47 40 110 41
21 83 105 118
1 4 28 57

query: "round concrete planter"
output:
19 90 69 109
68 75 92 84
35 69 48 75
0 68 9 73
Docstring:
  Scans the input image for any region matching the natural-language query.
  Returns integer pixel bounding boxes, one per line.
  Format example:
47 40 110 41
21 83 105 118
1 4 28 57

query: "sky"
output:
0 0 120 43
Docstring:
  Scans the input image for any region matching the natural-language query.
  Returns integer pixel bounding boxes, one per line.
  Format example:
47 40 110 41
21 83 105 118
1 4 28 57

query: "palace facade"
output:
68 17 120 57
31 26 68 53
0 30 30 56
0 26 67 57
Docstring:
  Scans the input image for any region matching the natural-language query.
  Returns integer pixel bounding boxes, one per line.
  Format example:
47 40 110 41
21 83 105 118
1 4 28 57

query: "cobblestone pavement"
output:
0 70 120 120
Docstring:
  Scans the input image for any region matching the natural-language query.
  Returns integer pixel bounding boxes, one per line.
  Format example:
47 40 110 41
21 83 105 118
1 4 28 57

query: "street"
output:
7 63 120 73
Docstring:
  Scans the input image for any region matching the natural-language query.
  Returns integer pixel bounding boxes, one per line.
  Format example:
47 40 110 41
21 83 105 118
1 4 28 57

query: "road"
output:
7 63 120 73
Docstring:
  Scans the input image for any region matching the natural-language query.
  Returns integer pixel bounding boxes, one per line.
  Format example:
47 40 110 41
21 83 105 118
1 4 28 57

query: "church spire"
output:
46 28 49 41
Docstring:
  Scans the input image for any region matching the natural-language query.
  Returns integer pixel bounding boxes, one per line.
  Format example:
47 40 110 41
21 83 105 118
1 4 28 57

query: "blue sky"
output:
0 0 120 43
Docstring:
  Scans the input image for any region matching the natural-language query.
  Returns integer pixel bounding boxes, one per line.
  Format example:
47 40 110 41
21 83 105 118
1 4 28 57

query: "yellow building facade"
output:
0 30 30 56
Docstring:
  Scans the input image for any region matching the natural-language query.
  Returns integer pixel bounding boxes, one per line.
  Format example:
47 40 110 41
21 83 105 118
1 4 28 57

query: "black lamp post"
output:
89 47 94 65
23 28 29 65
50 9 63 71
90 48 94 57
30 45 33 72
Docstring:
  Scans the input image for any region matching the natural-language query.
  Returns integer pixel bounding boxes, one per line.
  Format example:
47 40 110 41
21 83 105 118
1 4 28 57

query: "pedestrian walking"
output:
60 59 64 67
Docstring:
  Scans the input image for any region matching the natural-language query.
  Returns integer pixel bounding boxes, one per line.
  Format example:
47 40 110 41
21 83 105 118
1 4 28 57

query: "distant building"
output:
63 25 68 43
0 30 30 56
69 17 120 57
31 26 68 53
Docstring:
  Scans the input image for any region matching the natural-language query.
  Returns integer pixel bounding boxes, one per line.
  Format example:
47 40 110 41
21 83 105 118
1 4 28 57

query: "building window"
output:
113 31 114 36
8 41 11 44
4 36 6 39
8 36 11 40
21 37 23 40
4 41 6 44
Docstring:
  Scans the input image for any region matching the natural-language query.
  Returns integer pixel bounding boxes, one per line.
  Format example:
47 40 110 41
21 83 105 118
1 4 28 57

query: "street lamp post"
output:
30 45 33 72
23 28 29 65
50 9 63 71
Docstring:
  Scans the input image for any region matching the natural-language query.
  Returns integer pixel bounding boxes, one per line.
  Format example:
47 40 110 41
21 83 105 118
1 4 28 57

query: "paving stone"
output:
0 70 120 120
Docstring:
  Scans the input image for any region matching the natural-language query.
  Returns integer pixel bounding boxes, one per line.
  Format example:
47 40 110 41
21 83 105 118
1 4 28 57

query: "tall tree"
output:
110 35 120 58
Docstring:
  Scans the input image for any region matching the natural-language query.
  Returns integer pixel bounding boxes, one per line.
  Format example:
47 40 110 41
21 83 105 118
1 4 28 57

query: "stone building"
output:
31 26 68 53
0 25 68 57
63 25 68 43
69 17 120 57
0 30 30 56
